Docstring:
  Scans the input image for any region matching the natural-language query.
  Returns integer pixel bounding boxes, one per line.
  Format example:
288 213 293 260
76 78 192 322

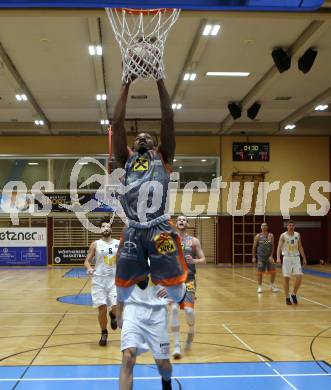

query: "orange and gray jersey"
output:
120 149 171 224
256 233 273 261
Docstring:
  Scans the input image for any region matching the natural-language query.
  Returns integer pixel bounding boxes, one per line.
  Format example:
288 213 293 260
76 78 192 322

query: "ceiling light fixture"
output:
202 24 212 36
96 94 107 101
16 94 27 101
285 124 296 130
172 103 182 110
206 72 250 77
34 120 44 126
211 24 220 36
100 119 109 125
89 45 103 56
203 24 220 36
314 104 328 111
183 73 197 81
28 162 39 166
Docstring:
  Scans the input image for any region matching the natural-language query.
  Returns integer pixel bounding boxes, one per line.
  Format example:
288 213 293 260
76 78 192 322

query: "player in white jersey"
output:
84 218 120 346
118 281 173 390
277 220 307 305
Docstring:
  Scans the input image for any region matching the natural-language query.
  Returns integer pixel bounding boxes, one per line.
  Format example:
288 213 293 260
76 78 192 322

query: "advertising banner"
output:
34 193 114 213
0 228 47 266
53 246 89 265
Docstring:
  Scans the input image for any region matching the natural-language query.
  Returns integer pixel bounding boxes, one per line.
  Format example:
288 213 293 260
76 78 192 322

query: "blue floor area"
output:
57 293 92 306
0 361 330 390
303 268 331 278
63 268 88 278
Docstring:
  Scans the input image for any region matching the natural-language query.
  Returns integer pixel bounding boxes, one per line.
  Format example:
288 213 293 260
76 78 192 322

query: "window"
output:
0 155 219 191
53 158 107 190
172 157 219 189
0 159 48 189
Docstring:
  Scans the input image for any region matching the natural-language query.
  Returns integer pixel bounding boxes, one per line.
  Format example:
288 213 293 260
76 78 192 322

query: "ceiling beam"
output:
88 17 109 135
218 19 326 135
0 119 329 136
275 86 331 134
309 111 331 116
0 42 52 132
0 120 219 134
171 18 208 104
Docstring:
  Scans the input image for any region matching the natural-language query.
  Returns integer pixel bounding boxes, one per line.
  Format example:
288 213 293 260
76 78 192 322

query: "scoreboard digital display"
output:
232 143 270 161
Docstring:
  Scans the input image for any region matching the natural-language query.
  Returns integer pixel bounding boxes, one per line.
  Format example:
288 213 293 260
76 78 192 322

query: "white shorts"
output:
282 256 302 277
121 304 170 360
91 275 117 308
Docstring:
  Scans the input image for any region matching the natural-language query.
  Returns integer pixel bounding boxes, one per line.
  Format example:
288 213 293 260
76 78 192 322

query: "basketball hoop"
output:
106 8 180 83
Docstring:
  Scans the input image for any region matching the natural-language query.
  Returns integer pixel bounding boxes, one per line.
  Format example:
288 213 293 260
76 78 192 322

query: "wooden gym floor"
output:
0 265 330 389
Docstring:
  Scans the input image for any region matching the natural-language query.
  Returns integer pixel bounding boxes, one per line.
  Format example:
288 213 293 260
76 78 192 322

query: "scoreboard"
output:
232 143 270 162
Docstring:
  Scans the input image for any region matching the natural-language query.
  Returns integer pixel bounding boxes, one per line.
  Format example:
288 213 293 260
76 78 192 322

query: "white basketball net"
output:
106 8 180 83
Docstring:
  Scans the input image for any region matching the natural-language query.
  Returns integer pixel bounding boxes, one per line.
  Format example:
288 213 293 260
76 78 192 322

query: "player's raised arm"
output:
157 79 175 163
112 82 131 167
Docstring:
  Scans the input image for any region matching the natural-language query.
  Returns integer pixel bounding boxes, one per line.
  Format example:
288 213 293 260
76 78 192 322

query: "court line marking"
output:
195 309 330 313
222 324 298 390
0 373 330 382
201 321 331 325
299 296 331 309
0 276 17 282
235 273 331 310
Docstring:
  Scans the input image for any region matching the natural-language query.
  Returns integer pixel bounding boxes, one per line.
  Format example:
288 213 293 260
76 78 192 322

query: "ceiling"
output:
0 2 331 136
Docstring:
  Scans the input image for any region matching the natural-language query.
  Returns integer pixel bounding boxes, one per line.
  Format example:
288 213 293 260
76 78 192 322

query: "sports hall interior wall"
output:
220 136 330 214
0 135 330 264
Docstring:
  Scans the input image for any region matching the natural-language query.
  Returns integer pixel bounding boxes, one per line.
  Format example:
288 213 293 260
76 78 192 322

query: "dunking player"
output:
171 215 205 359
112 78 187 306
252 222 279 294
277 220 307 305
84 218 119 346
118 281 173 390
